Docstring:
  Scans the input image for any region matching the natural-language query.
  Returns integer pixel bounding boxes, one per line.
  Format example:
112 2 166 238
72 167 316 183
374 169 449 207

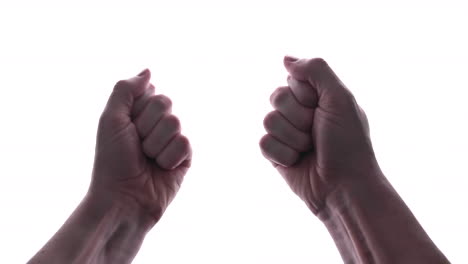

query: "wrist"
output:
314 170 386 262
316 168 449 264
318 166 387 219
75 192 156 263
83 190 157 235
27 190 157 264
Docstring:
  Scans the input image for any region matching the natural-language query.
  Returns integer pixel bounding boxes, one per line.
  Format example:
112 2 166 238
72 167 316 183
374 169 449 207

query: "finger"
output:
134 95 172 139
287 76 318 108
104 69 151 120
270 86 314 132
142 114 181 158
263 110 312 152
259 134 299 167
132 83 155 118
156 134 191 170
283 56 346 98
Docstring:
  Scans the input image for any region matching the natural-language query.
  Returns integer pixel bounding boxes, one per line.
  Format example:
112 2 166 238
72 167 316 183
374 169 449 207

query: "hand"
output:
90 69 192 223
260 57 378 214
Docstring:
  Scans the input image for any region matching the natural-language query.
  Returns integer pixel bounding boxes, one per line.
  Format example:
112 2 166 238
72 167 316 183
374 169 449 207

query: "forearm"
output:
317 168 449 264
28 192 155 264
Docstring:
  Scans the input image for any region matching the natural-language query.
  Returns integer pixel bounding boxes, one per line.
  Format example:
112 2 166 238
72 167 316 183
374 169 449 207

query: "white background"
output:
0 0 467 263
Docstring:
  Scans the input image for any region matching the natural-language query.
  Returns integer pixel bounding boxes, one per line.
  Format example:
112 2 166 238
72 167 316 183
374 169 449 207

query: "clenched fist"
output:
89 69 192 222
260 57 378 214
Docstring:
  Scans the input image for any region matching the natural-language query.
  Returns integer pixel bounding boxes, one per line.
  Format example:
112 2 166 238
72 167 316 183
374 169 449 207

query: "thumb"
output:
104 69 151 119
283 56 346 99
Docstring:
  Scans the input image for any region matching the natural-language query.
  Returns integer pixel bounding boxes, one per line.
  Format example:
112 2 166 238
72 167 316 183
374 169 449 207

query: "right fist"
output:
259 57 379 214
90 69 192 224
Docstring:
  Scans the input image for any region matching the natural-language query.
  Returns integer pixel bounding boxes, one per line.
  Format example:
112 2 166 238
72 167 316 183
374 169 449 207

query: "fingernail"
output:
284 55 299 63
137 68 149 77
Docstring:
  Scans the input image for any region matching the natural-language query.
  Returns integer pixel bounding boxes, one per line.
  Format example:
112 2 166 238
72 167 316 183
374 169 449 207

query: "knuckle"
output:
259 134 270 150
163 115 181 131
172 135 191 159
178 135 192 162
311 57 328 68
150 95 172 111
305 57 328 73
358 104 367 116
263 111 280 130
177 134 190 148
345 88 356 100
113 79 129 91
270 86 290 106
312 57 328 66
340 88 357 106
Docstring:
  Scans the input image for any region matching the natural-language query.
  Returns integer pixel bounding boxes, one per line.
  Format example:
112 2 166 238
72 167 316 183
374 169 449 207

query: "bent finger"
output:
287 76 318 108
142 114 181 158
156 134 191 170
259 134 299 167
132 83 156 118
284 57 345 97
134 95 172 139
263 110 312 152
270 86 314 132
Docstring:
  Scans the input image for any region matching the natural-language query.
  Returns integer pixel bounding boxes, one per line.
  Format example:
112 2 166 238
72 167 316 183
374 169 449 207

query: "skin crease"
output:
27 69 192 264
27 59 449 264
91 69 192 222
260 56 376 214
260 57 450 264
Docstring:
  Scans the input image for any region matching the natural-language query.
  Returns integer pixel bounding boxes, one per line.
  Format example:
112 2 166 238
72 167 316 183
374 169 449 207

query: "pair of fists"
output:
89 56 377 222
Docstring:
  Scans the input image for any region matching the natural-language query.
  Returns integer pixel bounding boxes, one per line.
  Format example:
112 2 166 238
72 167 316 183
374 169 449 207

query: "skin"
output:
260 56 375 214
28 69 191 264
260 56 450 263
27 58 450 264
91 69 192 221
